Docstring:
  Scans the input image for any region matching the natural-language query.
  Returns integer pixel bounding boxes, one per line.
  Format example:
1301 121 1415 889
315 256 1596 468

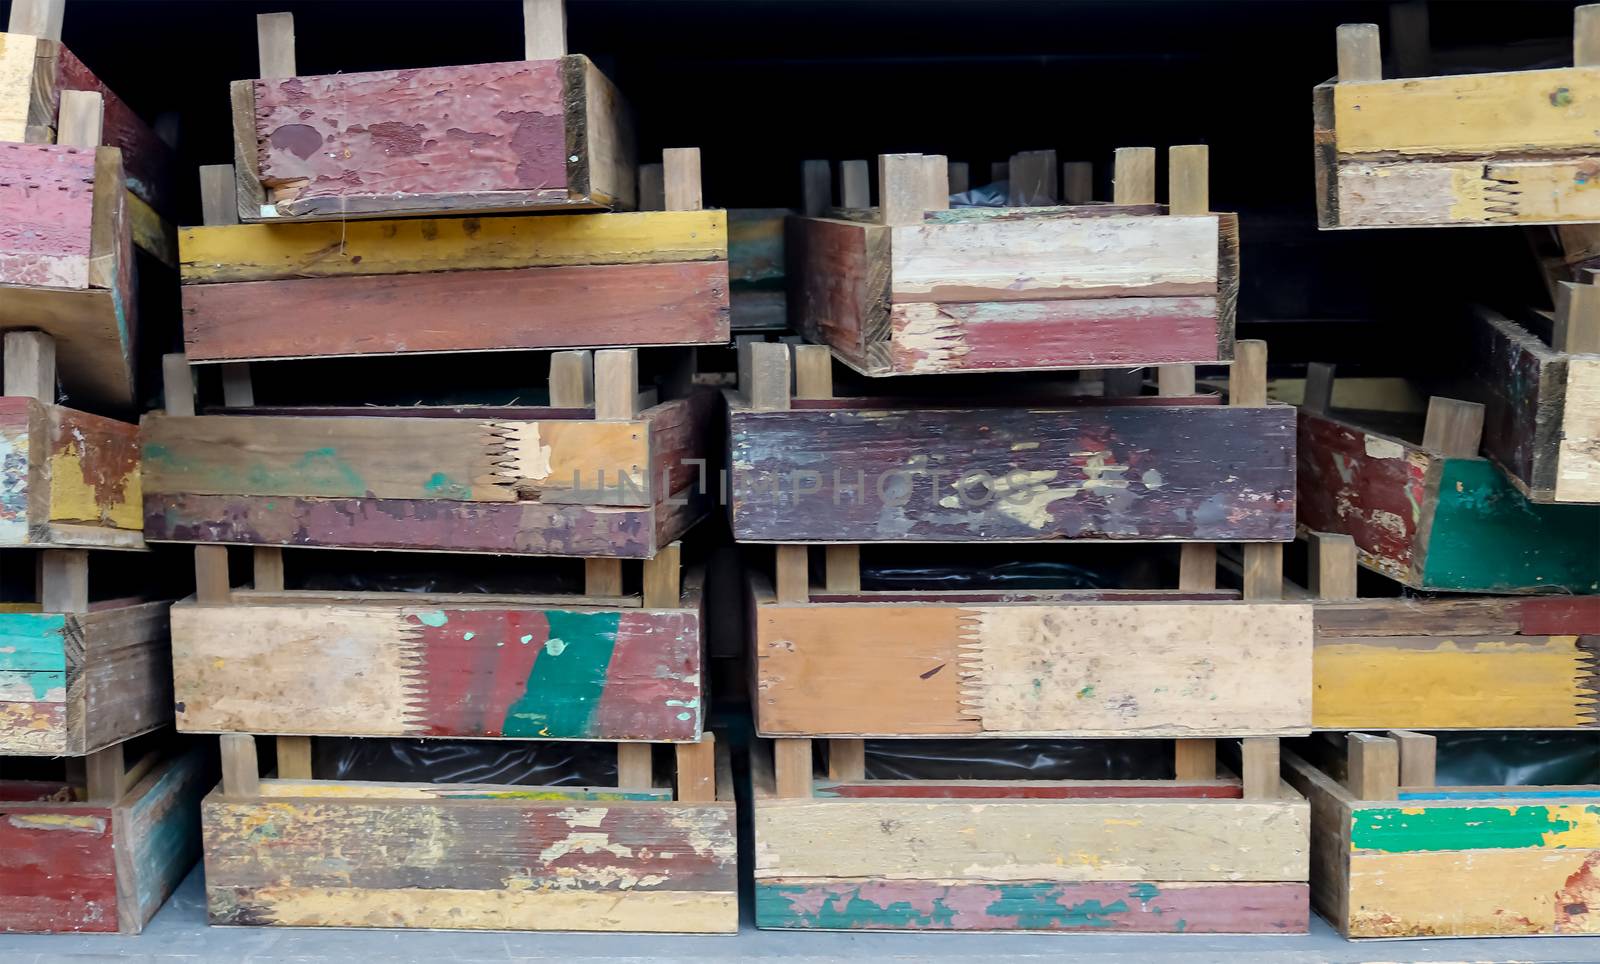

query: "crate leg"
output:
256 11 296 79
617 744 654 790
1346 732 1399 800
1177 544 1216 591
1229 338 1267 407
1112 146 1156 204
549 349 595 408
276 736 313 779
84 743 124 804
595 348 641 421
800 159 832 217
878 153 931 226
793 344 833 400
827 739 866 781
40 549 89 614
638 163 665 211
4 331 56 401
1555 280 1600 354
7 0 66 40
220 364 254 407
642 542 682 608
741 340 791 411
774 739 813 798
1307 531 1358 600
585 558 623 598
840 160 871 208
523 0 566 60
946 160 969 197
1336 23 1382 82
675 734 716 802
1241 737 1280 799
775 545 809 603
1061 160 1093 204
253 547 285 591
1174 739 1216 780
1388 730 1437 788
1243 543 1283 601
1421 396 1484 458
195 545 232 603
663 147 702 212
823 546 861 593
1168 144 1209 215
1302 361 1336 415
220 734 260 798
162 353 197 416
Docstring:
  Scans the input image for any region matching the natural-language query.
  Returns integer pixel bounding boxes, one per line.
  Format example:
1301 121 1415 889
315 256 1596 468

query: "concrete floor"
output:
2 867 1599 963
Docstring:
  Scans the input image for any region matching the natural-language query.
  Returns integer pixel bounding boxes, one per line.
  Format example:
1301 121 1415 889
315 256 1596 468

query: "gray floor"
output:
2 867 1599 963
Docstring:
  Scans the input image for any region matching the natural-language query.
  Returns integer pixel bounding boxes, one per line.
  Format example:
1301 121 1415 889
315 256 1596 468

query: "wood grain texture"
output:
754 596 1312 736
753 796 1309 882
0 397 145 548
180 210 726 283
0 801 117 931
181 260 729 362
1562 357 1600 503
114 748 210 933
1474 307 1571 501
202 792 737 932
756 879 1308 932
171 598 702 741
1297 407 1600 592
1345 848 1600 937
241 55 631 219
730 401 1296 542
1314 633 1599 728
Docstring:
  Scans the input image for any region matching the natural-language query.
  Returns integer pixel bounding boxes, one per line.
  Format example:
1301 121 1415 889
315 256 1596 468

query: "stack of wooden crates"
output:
731 148 1314 933
0 0 208 935
149 4 737 933
1288 10 1600 938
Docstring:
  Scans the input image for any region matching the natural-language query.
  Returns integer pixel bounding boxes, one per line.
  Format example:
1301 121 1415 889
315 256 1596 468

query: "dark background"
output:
5 0 1578 376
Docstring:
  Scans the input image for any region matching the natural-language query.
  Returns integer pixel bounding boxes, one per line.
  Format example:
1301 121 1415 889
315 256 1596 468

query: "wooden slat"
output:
198 164 240 227
1230 339 1267 407
220 363 254 407
1178 544 1217 591
585 558 623 596
823 545 860 592
1388 729 1436 787
1580 4 1600 67
1061 160 1093 203
1243 543 1284 601
1555 281 1600 354
7 0 65 39
745 341 791 411
946 161 969 195
792 344 833 399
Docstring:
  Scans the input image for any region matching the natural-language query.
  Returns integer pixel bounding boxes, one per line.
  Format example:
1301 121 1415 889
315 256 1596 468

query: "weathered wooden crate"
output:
752 738 1310 933
0 744 210 934
1286 731 1599 937
1 3 176 263
1297 375 1599 594
787 147 1237 375
728 208 789 332
730 340 1293 544
179 156 728 364
0 139 138 406
0 397 142 550
200 730 735 933
1315 11 1600 229
1297 531 1599 730
143 350 714 559
1473 299 1598 505
230 8 634 221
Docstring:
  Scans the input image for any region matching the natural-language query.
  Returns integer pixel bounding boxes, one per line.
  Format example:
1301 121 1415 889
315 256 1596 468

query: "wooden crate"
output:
728 208 789 332
0 744 210 934
179 155 728 365
1 2 176 263
1296 375 1599 593
142 349 714 559
230 7 633 221
787 147 1237 376
752 738 1309 933
1298 531 1599 730
169 541 705 744
1473 300 1598 505
1315 10 1600 229
729 340 1293 543
0 399 142 550
1285 732 1599 937
200 731 735 933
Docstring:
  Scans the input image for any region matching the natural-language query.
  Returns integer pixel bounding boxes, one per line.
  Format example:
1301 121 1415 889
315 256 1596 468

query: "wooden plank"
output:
637 163 664 211
822 545 859 592
1230 338 1267 407
1346 847 1600 937
1280 750 1352 936
548 350 594 408
1346 733 1398 800
1351 800 1600 853
1241 737 1279 800
255 779 669 801
256 12 295 79
144 493 666 558
816 780 1242 800
826 739 865 781
0 799 119 932
142 413 651 506
202 792 737 932
756 879 1308 932
792 344 832 399
1168 145 1208 214
1112 147 1156 204
1421 396 1484 457
1178 543 1217 591
45 403 142 535
617 744 653 789
754 796 1308 882
1336 23 1382 82
76 601 171 757
1243 544 1283 601
1306 531 1357 600
774 545 808 603
1174 740 1216 780
180 210 726 283
878 153 927 226
594 348 639 422
946 161 968 196
1579 3 1600 68
1333 66 1600 156
675 734 715 802
194 544 230 604
1331 157 1600 227
39 549 87 613
0 33 37 144
1061 161 1093 203
787 217 888 369
277 736 312 779
55 89 101 148
220 364 253 407
754 599 1312 736
1555 280 1600 354
171 600 703 741
585 559 622 596
730 403 1296 542
1312 633 1598 729
7 0 65 39
219 733 259 798
1560 356 1600 502
523 0 566 59
745 341 791 411
0 143 97 290
888 215 1220 303
800 160 831 217
181 260 730 362
116 748 209 934
84 743 123 803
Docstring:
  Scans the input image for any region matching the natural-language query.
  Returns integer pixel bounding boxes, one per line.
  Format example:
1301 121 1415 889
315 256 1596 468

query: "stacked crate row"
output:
734 147 1314 933
148 5 736 933
1286 10 1599 939
0 0 207 936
